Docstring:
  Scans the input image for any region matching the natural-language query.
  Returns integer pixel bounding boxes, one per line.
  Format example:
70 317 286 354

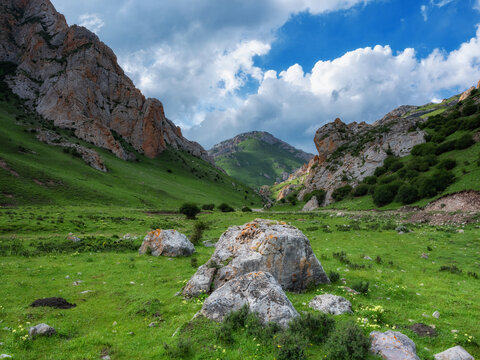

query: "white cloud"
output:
475 0 480 11
430 0 456 7
186 27 480 151
78 13 104 34
421 5 428 21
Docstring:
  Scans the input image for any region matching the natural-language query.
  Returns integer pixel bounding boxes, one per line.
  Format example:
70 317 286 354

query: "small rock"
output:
77 272 82 275
344 286 360 295
202 240 216 248
112 321 117 326
65 275 70 279
370 330 420 360
396 225 410 234
309 294 353 315
457 229 465 234
148 322 157 328
72 280 84 286
364 256 373 260
101 356 111 360
451 329 459 333
129 281 135 285
432 311 440 319
80 290 94 294
0 355 12 359
128 331 135 335
336 212 344 217
29 323 56 337
421 253 429 259
409 323 436 337
434 345 474 360
67 233 81 243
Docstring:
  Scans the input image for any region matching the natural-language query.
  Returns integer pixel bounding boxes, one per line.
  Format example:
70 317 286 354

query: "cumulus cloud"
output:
186 27 480 152
78 13 104 34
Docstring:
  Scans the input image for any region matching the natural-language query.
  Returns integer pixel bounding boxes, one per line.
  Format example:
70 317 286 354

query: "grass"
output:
0 208 479 359
0 95 261 209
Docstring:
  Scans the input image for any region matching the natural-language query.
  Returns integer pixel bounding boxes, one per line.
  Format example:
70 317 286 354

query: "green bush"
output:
190 221 208 245
455 133 475 150
325 322 370 360
287 312 335 344
417 177 438 198
352 184 369 197
303 189 326 204
373 166 387 177
218 203 235 212
328 271 340 283
286 194 297 205
407 157 431 172
351 281 369 294
411 142 437 156
363 176 377 185
435 140 456 155
241 206 252 212
201 204 215 211
437 158 457 170
395 184 419 205
372 183 400 207
276 332 306 360
462 104 478 117
179 203 200 220
378 175 398 185
332 185 352 202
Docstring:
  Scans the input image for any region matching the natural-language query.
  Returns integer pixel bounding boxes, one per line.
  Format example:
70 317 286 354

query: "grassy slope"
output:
0 97 261 210
0 209 478 359
214 137 309 189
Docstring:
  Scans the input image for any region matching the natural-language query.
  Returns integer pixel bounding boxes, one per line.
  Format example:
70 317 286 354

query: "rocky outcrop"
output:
198 271 299 328
139 229 195 257
434 346 474 360
302 196 319 212
183 219 329 297
36 129 107 171
0 0 212 163
370 331 420 360
309 294 352 315
459 86 476 102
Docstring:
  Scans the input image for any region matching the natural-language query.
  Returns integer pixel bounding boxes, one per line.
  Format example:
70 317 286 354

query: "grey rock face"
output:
434 346 474 360
309 294 353 315
199 271 299 328
370 331 420 360
29 323 56 337
139 229 194 257
183 219 329 297
302 196 319 212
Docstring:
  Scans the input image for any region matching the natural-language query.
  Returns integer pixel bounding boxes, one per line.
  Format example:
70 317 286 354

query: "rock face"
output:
370 331 420 360
198 271 299 328
309 294 352 315
434 346 474 360
459 86 476 102
28 323 56 337
139 229 194 257
302 196 319 212
0 0 212 163
183 219 329 297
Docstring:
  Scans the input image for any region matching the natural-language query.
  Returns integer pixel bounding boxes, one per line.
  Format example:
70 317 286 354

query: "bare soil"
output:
30 297 76 309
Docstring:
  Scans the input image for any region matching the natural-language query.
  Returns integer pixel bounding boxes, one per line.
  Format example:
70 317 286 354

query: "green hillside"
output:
210 132 312 189
0 93 261 210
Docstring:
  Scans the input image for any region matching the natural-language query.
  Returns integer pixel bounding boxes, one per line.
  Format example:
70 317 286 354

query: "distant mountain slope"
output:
209 131 314 188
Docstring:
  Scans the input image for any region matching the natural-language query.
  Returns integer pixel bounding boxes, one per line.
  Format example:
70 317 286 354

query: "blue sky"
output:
51 0 480 153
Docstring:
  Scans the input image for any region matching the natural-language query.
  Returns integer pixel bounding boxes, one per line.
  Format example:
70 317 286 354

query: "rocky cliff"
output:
0 0 212 163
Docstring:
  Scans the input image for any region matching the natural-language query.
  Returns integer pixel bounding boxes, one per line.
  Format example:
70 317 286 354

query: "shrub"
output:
363 176 377 185
332 185 352 202
352 184 369 197
179 203 200 220
325 322 370 360
190 257 198 268
417 177 438 198
190 221 207 245
455 133 475 150
201 204 215 211
163 337 192 358
374 166 387 177
287 312 335 344
276 332 306 360
407 157 431 172
431 169 455 192
383 156 401 171
351 281 369 294
396 184 419 205
437 158 457 170
435 140 456 155
303 189 326 204
411 142 437 156
218 203 234 212
372 183 399 207
462 104 478 117
241 206 252 212
378 175 398 185
328 271 340 283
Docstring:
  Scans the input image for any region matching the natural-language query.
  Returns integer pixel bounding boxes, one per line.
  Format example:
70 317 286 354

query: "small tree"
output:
179 203 200 220
332 185 352 202
218 203 234 212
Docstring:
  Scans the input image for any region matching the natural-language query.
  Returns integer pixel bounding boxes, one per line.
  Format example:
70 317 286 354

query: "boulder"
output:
183 219 329 297
139 229 194 257
434 346 474 360
370 331 420 360
302 196 319 212
29 323 56 337
309 294 353 315
198 271 298 328
0 355 12 359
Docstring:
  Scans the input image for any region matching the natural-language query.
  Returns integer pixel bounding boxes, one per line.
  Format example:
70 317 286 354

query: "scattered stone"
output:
139 229 195 257
409 323 436 337
29 323 56 337
457 229 465 234
364 255 373 260
396 225 410 234
202 240 216 248
434 346 474 360
128 332 135 336
67 233 81 243
148 322 157 328
421 253 429 259
432 311 440 319
336 212 345 217
309 294 353 315
370 331 420 360
80 290 94 294
72 280 84 286
451 330 459 333
101 356 111 360
65 275 70 279
198 271 299 328
183 219 329 297
30 297 76 309
112 321 117 327
343 286 360 295
302 196 319 212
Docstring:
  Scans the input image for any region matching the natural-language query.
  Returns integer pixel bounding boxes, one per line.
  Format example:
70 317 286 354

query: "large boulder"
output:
302 196 319 212
309 294 352 315
370 331 420 360
198 271 298 328
434 346 474 360
139 229 194 257
183 219 329 297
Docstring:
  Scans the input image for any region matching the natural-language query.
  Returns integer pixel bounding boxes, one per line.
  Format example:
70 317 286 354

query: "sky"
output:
51 0 480 153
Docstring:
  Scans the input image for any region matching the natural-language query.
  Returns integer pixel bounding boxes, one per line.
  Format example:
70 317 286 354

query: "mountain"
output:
273 84 480 208
209 131 314 188
0 0 212 163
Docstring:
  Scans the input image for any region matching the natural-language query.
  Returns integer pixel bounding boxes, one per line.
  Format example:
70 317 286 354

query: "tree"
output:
179 203 200 220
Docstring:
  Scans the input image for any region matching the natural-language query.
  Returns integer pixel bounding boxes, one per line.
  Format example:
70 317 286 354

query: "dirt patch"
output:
409 323 436 337
407 211 478 225
144 211 178 215
425 191 480 212
33 179 45 186
30 297 76 309
0 159 19 177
